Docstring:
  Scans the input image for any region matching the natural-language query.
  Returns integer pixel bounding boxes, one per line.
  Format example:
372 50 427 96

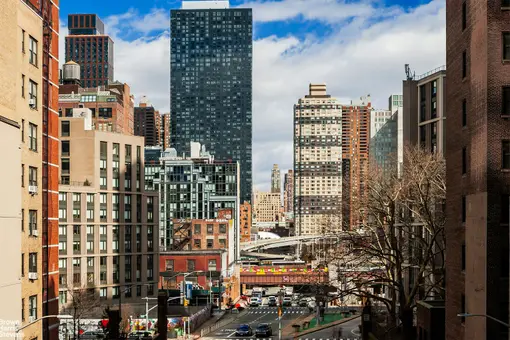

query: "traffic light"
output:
106 309 121 339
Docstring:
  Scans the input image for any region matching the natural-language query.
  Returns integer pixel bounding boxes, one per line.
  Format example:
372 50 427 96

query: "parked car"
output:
127 331 152 340
255 323 273 337
236 324 253 336
268 296 277 307
298 298 309 307
80 331 105 339
250 296 261 307
283 296 292 306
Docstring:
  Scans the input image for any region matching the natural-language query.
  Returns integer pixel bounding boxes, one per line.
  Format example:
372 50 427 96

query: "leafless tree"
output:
333 146 446 339
61 284 101 340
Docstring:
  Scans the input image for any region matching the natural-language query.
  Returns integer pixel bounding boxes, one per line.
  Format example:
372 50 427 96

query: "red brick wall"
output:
159 254 223 288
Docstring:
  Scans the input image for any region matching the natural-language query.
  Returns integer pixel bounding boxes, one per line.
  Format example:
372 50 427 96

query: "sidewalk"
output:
194 308 247 337
290 315 361 338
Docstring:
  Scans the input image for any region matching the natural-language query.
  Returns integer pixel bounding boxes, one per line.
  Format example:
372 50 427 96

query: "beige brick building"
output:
253 191 282 223
58 110 159 308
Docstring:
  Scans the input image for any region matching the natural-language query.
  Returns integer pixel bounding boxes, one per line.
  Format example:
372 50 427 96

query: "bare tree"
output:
61 284 101 339
334 146 446 339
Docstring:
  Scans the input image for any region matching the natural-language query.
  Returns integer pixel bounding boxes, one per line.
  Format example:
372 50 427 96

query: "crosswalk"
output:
209 338 359 340
245 307 309 314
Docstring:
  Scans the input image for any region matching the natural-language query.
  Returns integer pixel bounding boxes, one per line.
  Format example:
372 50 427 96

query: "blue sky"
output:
58 0 445 190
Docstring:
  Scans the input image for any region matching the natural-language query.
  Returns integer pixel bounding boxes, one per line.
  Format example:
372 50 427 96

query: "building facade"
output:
388 93 403 113
240 201 252 242
370 109 392 138
0 1 60 338
65 14 114 88
59 64 134 135
170 1 253 203
445 1 510 339
159 143 241 264
283 170 294 216
369 112 398 176
271 164 281 194
160 113 171 150
342 95 371 229
134 98 160 146
294 84 343 235
253 192 281 223
58 111 159 308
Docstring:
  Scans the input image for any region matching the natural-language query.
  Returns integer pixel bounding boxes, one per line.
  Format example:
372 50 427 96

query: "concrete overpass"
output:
240 266 329 286
240 234 345 251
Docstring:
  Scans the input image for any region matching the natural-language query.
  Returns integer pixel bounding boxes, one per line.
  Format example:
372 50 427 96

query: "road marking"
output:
351 328 362 336
226 331 237 338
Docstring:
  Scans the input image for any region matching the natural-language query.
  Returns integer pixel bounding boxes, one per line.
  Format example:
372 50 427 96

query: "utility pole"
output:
278 288 284 340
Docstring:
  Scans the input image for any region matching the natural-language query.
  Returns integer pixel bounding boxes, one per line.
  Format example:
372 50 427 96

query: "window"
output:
29 80 37 108
73 258 81 267
29 123 37 151
59 208 67 220
207 239 213 249
461 243 466 271
21 209 24 231
462 99 467 126
29 167 37 187
462 195 466 223
59 241 67 252
21 119 24 143
100 240 107 251
22 74 25 98
87 194 94 204
100 288 107 299
29 295 37 319
61 141 70 156
462 147 467 175
460 294 465 323
29 210 37 234
29 253 37 273
21 253 24 277
503 141 510 169
462 50 467 78
59 225 67 236
59 258 67 269
504 0 510 7
219 224 227 233
59 291 67 306
100 225 107 235
208 259 217 271
113 143 119 157
194 224 201 234
165 259 174 271
29 36 38 66
148 284 154 296
87 241 94 252
504 33 510 60
137 285 142 297
21 29 25 53
462 1 466 31
194 239 201 248
219 239 226 248
207 224 213 234
61 121 70 137
187 259 195 271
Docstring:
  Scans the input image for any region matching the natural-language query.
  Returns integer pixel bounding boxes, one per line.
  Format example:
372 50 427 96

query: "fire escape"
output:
171 220 192 250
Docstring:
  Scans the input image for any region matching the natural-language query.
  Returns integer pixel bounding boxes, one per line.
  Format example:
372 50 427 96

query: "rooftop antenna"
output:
405 64 415 80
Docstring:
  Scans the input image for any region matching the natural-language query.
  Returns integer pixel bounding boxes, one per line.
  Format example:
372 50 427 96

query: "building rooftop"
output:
181 0 230 9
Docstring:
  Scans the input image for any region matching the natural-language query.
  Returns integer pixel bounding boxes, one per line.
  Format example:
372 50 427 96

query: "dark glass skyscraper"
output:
170 1 253 203
65 14 114 88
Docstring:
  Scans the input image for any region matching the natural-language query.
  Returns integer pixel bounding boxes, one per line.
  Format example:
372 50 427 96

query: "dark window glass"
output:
503 87 510 116
61 121 70 137
461 294 465 323
462 99 467 126
504 33 510 60
503 0 510 8
461 244 466 271
462 50 467 78
62 141 70 156
462 195 466 223
503 140 510 169
462 147 467 175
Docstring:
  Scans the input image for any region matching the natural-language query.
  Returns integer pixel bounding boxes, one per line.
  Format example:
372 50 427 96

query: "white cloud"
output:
59 0 446 192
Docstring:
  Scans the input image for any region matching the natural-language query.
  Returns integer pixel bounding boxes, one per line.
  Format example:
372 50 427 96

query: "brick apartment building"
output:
134 97 160 147
445 0 510 339
240 201 252 242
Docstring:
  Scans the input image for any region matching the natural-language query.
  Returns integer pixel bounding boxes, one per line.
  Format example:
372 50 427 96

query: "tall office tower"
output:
370 109 392 138
253 191 282 223
58 110 159 308
65 14 114 88
294 84 343 235
271 164 281 193
0 1 60 338
342 95 371 229
445 1 510 339
170 0 253 203
134 97 161 146
283 170 294 214
59 62 135 135
159 142 241 263
160 113 171 150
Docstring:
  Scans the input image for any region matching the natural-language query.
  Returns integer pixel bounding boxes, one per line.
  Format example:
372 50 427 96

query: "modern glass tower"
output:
170 0 253 203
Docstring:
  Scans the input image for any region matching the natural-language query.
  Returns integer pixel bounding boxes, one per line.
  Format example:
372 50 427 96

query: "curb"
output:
291 315 361 338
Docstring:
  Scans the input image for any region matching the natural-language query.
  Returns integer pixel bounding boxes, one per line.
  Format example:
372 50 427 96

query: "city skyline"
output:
57 0 445 191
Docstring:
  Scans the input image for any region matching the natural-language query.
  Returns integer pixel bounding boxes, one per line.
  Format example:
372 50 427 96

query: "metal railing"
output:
415 65 446 81
200 312 230 337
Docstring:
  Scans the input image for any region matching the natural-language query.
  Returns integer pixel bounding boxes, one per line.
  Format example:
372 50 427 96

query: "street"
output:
200 306 311 340
295 316 361 340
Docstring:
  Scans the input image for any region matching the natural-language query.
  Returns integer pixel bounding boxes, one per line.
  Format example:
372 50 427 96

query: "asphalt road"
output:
295 316 362 340
201 306 312 340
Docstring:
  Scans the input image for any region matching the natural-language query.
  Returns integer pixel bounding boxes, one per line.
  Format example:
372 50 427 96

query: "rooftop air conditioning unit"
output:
28 185 38 195
28 272 38 280
29 98 36 108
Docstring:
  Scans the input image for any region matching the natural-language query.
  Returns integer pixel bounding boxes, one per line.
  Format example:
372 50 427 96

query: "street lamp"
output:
457 313 510 328
16 315 73 334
